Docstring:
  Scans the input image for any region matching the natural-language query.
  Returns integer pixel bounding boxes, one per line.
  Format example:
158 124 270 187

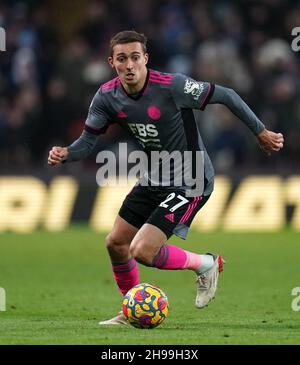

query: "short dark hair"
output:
109 30 147 56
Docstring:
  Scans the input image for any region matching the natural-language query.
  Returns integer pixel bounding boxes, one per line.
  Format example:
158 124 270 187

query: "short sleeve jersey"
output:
85 69 215 195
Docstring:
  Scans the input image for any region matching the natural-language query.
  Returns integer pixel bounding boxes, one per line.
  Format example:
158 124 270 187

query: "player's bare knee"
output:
105 233 114 249
105 234 130 260
105 233 126 250
129 240 152 266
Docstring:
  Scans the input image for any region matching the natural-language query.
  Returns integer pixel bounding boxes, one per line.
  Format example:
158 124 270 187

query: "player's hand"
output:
256 128 284 155
48 146 68 165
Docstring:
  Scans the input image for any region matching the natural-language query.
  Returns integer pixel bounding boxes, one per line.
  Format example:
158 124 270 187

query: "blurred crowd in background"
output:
0 0 299 173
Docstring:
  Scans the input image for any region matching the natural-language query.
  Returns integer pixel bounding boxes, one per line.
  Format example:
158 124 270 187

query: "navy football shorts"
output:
118 183 210 240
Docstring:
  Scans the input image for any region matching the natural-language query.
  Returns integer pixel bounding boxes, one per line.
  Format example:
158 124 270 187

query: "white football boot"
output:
195 253 225 309
99 311 128 326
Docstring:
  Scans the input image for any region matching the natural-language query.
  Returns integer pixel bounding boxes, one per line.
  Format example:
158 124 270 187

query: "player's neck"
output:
122 69 148 95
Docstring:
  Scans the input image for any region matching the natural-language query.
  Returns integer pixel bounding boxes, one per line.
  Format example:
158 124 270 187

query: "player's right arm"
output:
47 88 110 166
48 145 69 165
47 130 100 165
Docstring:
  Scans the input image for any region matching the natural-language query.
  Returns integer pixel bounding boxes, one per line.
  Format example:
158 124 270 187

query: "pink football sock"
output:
112 257 139 296
153 244 202 271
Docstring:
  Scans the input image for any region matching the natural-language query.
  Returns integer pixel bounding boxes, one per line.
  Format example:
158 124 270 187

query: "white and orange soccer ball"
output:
122 283 169 329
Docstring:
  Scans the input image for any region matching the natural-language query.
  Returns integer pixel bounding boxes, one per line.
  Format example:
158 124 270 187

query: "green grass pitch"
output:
0 226 299 344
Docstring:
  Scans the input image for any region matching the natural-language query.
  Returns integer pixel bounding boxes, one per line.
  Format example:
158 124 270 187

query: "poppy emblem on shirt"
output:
147 106 161 121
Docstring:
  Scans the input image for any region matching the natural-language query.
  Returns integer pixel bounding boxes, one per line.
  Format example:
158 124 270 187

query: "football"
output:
122 283 169 329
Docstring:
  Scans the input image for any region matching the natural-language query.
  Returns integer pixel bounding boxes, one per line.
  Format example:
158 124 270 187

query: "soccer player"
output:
48 31 284 325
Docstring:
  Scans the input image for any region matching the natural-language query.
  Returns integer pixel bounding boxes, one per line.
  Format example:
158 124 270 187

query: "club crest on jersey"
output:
147 106 161 120
184 79 204 100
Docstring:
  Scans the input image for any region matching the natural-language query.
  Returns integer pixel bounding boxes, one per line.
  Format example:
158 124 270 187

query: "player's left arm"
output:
209 85 284 154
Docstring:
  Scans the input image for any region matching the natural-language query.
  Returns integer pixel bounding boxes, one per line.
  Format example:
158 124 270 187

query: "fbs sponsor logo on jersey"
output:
127 123 162 148
184 79 204 100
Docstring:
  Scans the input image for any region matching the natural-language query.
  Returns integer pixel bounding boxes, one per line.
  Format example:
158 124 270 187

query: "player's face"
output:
108 42 149 92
